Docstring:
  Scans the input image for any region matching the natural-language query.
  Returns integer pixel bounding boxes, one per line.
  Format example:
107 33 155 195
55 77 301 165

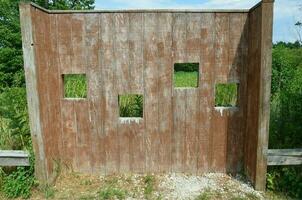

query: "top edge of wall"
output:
21 0 274 14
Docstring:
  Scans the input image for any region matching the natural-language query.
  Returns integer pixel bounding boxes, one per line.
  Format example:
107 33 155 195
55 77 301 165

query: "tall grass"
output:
119 94 143 117
215 83 238 107
63 74 87 98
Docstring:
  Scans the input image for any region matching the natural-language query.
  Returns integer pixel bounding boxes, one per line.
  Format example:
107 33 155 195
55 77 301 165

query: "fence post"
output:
19 2 47 183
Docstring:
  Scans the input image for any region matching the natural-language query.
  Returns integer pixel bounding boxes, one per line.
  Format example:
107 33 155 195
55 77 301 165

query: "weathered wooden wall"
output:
245 0 274 190
20 0 273 190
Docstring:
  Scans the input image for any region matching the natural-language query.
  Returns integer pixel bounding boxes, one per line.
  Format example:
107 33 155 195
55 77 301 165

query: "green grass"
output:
215 83 238 107
174 71 199 88
119 94 143 117
143 175 156 199
63 74 87 98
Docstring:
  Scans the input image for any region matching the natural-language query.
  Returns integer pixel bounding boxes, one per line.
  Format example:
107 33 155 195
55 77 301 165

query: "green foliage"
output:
174 71 199 87
0 87 30 150
64 74 87 98
33 0 95 10
98 186 127 200
144 175 155 199
1 166 35 199
267 42 302 198
0 0 24 91
174 63 199 72
215 83 238 107
119 94 143 117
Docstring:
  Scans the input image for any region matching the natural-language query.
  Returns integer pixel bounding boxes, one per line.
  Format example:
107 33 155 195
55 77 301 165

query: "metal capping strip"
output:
28 2 251 14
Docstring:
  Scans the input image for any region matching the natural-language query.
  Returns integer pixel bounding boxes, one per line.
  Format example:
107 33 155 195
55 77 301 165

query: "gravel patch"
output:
159 173 265 200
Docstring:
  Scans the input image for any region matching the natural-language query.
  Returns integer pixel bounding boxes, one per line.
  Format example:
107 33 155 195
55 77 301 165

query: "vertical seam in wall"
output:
196 13 201 173
156 13 160 172
127 12 131 171
209 13 217 171
99 14 106 174
170 13 174 173
112 13 120 173
57 14 64 167
226 13 231 172
142 13 146 172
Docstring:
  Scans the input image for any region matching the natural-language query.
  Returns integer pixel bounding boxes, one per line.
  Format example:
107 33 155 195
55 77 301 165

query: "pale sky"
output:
94 0 302 43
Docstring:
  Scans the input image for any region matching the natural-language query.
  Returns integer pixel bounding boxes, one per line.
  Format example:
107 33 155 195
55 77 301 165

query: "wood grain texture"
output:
268 149 302 166
19 3 47 182
20 3 273 191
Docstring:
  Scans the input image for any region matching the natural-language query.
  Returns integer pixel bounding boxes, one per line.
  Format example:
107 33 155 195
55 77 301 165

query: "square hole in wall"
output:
63 74 87 98
174 63 199 88
119 94 143 118
215 83 238 107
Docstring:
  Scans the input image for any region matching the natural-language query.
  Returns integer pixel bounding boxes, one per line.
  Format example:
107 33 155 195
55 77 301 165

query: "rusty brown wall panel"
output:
226 13 249 173
184 89 199 173
245 6 262 184
115 13 131 173
21 3 272 189
128 13 145 173
85 14 105 173
157 13 173 172
100 13 119 174
197 13 215 173
32 8 53 176
172 90 186 172
61 101 76 167
143 13 160 172
74 101 92 172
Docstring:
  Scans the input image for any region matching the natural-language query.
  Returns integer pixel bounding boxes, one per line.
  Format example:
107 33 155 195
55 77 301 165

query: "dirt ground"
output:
8 173 290 200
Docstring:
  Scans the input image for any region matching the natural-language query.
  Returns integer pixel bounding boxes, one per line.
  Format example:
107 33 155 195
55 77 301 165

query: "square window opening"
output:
215 83 238 107
119 94 143 118
63 74 87 99
174 63 199 88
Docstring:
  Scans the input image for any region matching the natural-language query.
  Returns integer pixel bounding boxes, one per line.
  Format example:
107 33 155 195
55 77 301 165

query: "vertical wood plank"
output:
172 90 186 172
157 13 173 172
61 101 76 168
184 89 199 173
34 9 51 175
210 13 230 172
143 13 159 172
74 100 92 173
197 13 215 173
114 13 131 173
85 14 105 173
19 3 47 182
128 13 145 172
214 13 230 83
100 13 119 174
255 0 274 190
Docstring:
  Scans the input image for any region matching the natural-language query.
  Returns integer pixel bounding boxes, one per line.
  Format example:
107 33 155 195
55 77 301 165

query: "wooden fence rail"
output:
267 149 302 166
0 150 30 166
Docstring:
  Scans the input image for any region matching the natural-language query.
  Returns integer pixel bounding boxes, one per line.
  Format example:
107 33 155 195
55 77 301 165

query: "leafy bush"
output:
1 166 35 199
267 42 302 198
0 87 30 150
174 63 199 72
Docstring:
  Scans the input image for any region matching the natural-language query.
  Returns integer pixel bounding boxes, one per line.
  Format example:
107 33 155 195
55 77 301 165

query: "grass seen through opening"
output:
63 74 87 98
215 83 238 107
174 63 199 88
119 94 143 118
